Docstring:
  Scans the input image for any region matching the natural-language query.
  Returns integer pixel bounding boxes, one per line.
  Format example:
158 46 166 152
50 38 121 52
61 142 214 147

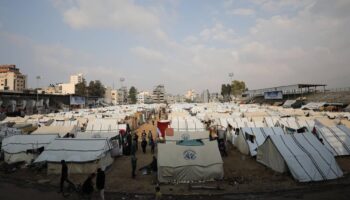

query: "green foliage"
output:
128 86 137 104
75 78 87 96
221 84 232 97
231 80 247 96
88 80 105 97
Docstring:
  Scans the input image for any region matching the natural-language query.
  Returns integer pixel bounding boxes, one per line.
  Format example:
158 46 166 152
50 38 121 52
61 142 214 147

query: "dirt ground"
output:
1 118 350 198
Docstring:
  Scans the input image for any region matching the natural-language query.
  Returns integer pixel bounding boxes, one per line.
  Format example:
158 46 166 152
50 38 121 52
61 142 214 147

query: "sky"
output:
0 0 350 94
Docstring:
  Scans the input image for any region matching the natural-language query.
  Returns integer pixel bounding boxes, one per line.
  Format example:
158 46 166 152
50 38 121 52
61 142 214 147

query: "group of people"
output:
59 119 163 199
140 129 155 154
60 160 106 200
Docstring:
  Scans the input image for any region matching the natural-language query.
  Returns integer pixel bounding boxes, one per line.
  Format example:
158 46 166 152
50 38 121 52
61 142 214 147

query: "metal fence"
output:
327 87 350 92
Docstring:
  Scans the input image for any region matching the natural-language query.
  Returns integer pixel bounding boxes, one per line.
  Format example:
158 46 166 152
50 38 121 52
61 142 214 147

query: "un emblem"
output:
181 133 190 140
183 150 197 160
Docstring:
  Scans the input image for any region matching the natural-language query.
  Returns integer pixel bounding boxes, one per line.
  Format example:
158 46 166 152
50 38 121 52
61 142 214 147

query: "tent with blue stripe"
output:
257 133 343 182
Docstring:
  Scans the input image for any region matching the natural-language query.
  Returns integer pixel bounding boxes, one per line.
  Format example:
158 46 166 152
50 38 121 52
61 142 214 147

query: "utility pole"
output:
36 76 40 112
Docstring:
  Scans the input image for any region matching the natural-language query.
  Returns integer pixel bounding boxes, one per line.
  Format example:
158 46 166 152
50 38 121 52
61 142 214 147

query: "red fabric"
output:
165 128 174 137
157 121 170 138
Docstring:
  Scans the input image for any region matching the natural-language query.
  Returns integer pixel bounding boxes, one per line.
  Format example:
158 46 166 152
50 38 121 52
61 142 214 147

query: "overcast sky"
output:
0 0 350 94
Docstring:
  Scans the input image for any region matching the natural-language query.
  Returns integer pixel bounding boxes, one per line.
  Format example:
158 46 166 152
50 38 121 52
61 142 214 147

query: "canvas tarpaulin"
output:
157 140 223 183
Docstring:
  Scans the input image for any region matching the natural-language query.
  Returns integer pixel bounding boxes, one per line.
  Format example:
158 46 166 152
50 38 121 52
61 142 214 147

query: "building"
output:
210 92 220 102
244 84 327 98
44 84 61 94
137 91 152 104
104 87 118 105
185 89 198 102
117 86 128 105
152 85 166 103
201 89 210 103
58 83 75 94
0 65 27 91
70 73 83 85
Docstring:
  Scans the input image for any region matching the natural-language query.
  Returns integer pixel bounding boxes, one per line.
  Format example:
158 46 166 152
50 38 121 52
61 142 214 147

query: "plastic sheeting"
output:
257 133 343 182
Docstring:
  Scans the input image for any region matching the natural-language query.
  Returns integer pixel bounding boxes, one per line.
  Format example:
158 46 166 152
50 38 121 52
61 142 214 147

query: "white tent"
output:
86 119 126 132
164 129 209 142
35 138 113 174
0 127 22 142
32 125 77 137
1 134 58 164
227 118 266 144
283 100 297 108
170 117 205 132
157 140 224 183
51 119 79 127
315 125 350 156
302 102 326 110
234 127 285 156
257 133 343 182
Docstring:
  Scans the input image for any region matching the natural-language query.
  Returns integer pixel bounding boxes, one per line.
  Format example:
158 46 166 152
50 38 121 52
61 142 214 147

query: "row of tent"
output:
1 134 114 174
168 104 350 183
0 104 167 174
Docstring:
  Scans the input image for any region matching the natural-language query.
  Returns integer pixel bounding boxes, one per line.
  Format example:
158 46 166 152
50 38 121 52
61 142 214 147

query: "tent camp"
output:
76 132 122 157
283 100 299 108
0 127 22 143
85 119 126 132
227 118 266 144
315 125 350 156
35 138 113 174
1 134 58 164
157 140 224 183
170 118 205 132
257 133 343 182
302 102 326 110
31 125 77 137
276 117 310 134
164 129 209 142
234 127 285 156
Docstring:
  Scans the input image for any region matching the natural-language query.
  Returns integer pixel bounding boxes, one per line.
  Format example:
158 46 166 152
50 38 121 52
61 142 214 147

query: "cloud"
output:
0 31 125 88
198 23 237 44
2 0 350 94
249 0 312 12
130 46 166 63
229 8 255 16
60 0 161 34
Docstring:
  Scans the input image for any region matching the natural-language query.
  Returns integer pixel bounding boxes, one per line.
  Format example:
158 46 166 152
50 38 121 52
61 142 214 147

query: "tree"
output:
221 84 232 101
231 80 247 96
75 78 87 96
128 86 137 104
88 80 105 97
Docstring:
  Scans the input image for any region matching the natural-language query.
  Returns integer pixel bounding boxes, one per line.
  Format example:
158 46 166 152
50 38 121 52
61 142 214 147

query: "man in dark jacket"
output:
131 155 137 178
96 168 105 200
60 160 75 193
82 173 95 197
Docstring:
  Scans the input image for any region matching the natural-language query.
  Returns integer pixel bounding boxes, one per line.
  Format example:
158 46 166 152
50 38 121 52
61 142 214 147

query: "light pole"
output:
228 72 234 83
228 73 234 101
120 77 125 104
36 76 40 112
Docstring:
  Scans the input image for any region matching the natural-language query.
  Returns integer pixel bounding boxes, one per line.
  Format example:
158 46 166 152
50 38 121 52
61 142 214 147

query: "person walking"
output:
141 137 147 154
150 137 155 154
141 130 147 140
131 155 137 178
155 186 162 200
59 160 75 193
82 173 96 197
133 132 139 151
148 130 153 145
96 168 105 200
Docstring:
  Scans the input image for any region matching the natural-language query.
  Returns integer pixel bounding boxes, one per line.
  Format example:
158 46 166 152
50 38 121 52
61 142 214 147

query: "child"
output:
155 186 162 200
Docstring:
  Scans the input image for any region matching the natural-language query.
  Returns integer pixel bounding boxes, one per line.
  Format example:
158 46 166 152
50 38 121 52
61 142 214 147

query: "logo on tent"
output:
183 150 197 160
181 133 190 140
